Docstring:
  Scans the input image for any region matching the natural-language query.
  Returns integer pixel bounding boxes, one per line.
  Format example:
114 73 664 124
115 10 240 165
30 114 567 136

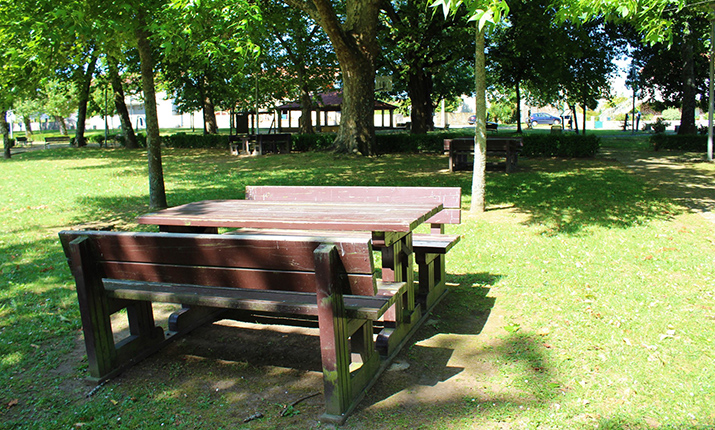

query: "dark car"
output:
468 115 498 130
530 112 561 127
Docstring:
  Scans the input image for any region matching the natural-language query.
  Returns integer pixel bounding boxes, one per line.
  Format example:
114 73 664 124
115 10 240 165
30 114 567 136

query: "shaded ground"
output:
601 147 715 224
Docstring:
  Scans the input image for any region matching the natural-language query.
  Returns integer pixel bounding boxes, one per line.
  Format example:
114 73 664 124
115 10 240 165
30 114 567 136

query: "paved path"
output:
603 148 715 224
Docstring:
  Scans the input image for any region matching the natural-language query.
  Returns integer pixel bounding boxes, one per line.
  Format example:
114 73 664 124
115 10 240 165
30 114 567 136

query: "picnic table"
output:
62 195 450 422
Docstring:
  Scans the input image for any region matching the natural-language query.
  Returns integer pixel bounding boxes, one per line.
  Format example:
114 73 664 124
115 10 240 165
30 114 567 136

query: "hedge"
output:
162 132 229 149
521 134 600 158
650 134 707 151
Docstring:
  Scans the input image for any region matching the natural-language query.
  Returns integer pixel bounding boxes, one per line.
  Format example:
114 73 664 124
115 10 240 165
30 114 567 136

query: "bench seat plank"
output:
412 234 461 254
103 279 406 321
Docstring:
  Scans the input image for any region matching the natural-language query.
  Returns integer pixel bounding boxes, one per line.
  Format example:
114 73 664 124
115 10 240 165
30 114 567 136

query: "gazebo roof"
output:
276 91 397 112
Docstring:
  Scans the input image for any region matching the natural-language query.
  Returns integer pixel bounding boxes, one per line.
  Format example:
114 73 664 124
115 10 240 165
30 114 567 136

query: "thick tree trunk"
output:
108 57 138 149
679 27 697 135
409 69 434 134
1 110 10 159
471 27 487 213
334 51 376 154
74 53 98 147
136 14 167 210
306 0 379 155
55 116 68 135
203 96 218 134
23 117 33 137
299 88 314 134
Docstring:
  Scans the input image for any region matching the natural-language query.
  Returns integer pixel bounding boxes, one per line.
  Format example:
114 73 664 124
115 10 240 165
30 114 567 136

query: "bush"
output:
650 134 707 151
521 134 600 158
162 133 229 149
650 117 670 133
291 133 336 152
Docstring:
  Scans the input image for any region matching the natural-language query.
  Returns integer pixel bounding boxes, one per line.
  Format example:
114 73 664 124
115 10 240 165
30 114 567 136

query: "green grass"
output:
1 140 714 429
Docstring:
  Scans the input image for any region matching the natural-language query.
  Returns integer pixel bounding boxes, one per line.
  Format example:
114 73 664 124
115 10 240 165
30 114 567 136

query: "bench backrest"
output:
59 230 377 296
444 136 523 152
245 186 461 226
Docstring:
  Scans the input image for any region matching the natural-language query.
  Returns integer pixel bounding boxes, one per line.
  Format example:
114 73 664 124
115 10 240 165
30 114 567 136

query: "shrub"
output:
291 133 336 152
650 134 707 151
162 133 229 149
521 134 600 158
650 117 670 133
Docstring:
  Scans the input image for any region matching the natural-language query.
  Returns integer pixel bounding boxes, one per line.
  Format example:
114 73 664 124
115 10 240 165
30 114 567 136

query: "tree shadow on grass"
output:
486 159 679 235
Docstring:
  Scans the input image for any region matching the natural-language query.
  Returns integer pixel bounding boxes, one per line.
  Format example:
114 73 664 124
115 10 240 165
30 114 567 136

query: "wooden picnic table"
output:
138 199 444 354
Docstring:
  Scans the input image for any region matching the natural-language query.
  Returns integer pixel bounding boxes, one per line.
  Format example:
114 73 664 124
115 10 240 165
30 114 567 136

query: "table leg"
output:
376 234 421 357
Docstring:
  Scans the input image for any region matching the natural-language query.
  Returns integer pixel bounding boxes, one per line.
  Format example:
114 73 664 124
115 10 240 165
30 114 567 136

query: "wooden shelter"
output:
275 91 398 132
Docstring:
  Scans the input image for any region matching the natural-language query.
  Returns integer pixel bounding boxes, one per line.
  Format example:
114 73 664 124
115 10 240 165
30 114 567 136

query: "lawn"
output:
1 137 714 429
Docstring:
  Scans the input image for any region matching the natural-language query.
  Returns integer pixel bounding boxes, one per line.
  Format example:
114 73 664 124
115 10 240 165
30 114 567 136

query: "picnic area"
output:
1 132 714 429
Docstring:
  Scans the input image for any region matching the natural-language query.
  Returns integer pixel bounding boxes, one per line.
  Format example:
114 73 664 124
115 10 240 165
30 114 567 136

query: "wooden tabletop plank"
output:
137 200 442 233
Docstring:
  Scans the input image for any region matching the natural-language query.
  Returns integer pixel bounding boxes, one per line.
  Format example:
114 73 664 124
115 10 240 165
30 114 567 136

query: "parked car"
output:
468 115 498 130
530 112 561 127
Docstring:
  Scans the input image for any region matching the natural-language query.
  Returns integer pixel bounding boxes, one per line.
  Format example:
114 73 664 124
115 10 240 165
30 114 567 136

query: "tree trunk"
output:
306 0 380 155
203 96 218 134
1 110 10 159
108 56 138 149
678 25 697 135
409 68 434 134
23 117 33 137
299 88 314 134
136 13 167 210
471 26 487 213
74 52 98 147
515 81 522 133
55 116 68 135
582 103 587 135
571 105 579 134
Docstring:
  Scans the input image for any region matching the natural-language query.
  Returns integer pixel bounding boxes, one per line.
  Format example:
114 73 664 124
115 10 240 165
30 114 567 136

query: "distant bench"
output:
59 230 408 423
444 136 523 173
230 133 291 155
44 136 72 148
245 185 462 313
15 137 29 146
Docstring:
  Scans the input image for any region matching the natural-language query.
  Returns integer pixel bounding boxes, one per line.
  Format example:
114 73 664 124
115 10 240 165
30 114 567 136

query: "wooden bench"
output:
256 133 291 154
15 136 28 147
444 136 523 173
59 230 408 423
44 136 72 148
245 186 461 313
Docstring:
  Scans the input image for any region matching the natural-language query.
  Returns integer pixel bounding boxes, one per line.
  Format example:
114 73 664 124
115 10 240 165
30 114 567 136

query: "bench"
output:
245 186 461 313
256 133 291 154
444 136 523 173
59 230 408 423
15 136 29 147
44 136 72 148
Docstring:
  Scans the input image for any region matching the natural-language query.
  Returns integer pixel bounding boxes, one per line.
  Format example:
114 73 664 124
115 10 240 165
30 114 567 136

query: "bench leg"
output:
69 237 166 383
314 244 382 423
416 252 448 313
375 236 421 357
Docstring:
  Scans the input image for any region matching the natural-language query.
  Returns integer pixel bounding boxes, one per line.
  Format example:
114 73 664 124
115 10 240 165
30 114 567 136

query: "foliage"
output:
291 133 336 152
651 133 707 151
661 108 681 121
521 133 601 158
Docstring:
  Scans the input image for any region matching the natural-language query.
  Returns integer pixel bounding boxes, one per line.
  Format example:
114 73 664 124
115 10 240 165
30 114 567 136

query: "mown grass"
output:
1 138 714 429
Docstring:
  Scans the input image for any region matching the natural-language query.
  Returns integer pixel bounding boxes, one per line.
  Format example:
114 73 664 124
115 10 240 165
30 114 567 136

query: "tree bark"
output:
299 87 314 134
409 68 434 134
1 110 10 159
23 117 33 137
571 104 580 134
74 52 98 147
292 0 380 155
55 116 68 136
108 56 138 149
582 103 587 135
471 26 487 213
136 13 167 210
203 95 218 134
678 25 697 135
